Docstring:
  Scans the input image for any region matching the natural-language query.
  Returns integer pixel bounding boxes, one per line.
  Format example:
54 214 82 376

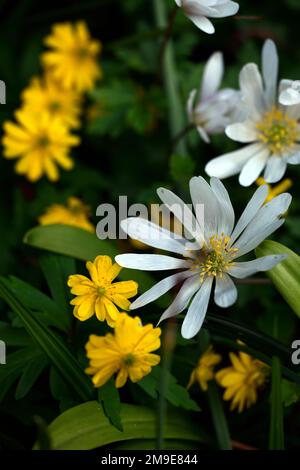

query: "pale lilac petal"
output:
189 15 215 34
189 176 219 239
158 274 200 324
130 271 191 310
263 157 287 183
115 254 191 271
205 143 265 179
214 274 237 307
181 276 213 339
210 177 235 236
239 146 269 187
239 63 265 119
201 52 224 100
228 255 287 278
262 39 278 108
226 121 257 143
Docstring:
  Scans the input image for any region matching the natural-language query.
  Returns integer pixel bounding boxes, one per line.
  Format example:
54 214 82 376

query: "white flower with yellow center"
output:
175 0 239 34
116 177 290 339
205 39 300 186
187 51 242 143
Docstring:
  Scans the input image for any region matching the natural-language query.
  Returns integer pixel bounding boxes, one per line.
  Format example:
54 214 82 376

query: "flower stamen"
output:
256 107 298 154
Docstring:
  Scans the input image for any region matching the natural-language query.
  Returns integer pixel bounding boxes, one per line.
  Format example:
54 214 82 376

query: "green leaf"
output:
15 354 48 400
0 346 45 401
170 154 195 186
8 275 66 331
97 378 123 432
0 277 93 402
23 224 166 306
0 321 31 346
34 401 208 450
39 254 76 330
255 240 300 318
207 381 232 450
138 366 200 412
281 379 300 407
269 357 285 450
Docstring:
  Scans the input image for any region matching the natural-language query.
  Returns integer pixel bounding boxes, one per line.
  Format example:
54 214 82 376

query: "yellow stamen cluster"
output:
197 235 238 282
256 108 298 154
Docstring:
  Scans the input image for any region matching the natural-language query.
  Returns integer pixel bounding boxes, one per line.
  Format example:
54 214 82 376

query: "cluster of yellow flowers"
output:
2 21 102 182
188 346 269 413
68 255 161 388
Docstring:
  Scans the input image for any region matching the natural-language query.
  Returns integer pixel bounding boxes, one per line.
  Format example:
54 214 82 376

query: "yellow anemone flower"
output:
38 197 94 233
21 75 82 129
68 255 138 327
256 177 293 202
42 21 102 92
85 313 161 388
216 351 269 412
2 109 79 182
188 346 221 391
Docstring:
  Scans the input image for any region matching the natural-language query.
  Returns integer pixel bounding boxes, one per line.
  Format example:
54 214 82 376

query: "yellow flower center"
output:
49 101 61 111
123 353 135 366
192 235 238 282
256 107 298 154
98 286 106 296
37 135 50 148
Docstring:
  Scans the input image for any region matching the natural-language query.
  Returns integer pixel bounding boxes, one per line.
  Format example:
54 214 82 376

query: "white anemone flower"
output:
174 0 239 35
279 81 300 106
187 51 242 143
116 177 290 339
205 39 300 187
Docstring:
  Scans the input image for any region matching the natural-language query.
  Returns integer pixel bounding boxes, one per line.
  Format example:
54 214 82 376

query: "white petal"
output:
234 219 285 257
234 192 291 254
181 276 213 339
228 255 287 279
157 187 204 245
287 152 300 164
189 15 215 34
201 51 224 100
225 121 257 143
130 271 191 310
239 63 265 119
230 184 269 246
205 143 265 179
187 89 197 121
197 125 210 143
239 146 269 187
158 274 200 324
214 274 237 307
189 176 219 239
262 39 278 108
174 0 182 6
279 87 300 106
121 218 187 256
209 1 239 17
263 157 287 183
210 177 235 236
115 254 191 271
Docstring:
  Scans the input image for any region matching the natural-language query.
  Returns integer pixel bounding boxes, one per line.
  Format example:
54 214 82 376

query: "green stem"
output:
153 0 187 155
269 356 284 450
207 381 232 450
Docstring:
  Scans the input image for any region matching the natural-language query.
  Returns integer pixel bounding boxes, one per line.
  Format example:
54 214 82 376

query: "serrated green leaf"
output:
0 277 93 402
34 401 207 450
97 378 123 432
255 240 300 318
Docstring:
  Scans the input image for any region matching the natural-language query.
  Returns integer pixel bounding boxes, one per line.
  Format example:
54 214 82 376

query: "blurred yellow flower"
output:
38 197 94 233
216 351 268 412
85 313 161 388
2 109 79 182
68 255 138 327
42 21 102 92
187 346 221 391
22 75 82 129
256 177 293 202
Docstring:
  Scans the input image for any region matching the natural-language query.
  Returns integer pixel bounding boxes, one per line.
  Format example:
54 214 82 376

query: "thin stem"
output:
156 320 177 450
153 0 187 155
170 123 194 152
158 6 178 76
